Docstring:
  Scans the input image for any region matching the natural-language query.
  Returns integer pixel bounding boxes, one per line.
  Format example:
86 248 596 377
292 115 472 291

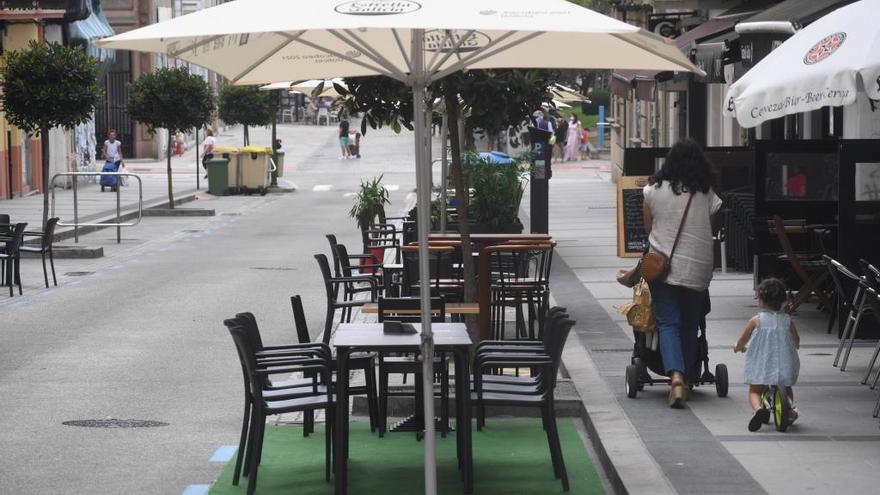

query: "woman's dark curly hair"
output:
650 138 716 195
756 278 788 311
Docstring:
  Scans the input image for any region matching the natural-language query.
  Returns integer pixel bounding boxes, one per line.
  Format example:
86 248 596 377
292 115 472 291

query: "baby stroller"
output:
348 132 362 158
625 291 729 398
100 161 119 192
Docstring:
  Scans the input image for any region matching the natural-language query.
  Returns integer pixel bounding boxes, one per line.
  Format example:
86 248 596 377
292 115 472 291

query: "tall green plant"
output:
349 175 391 237
128 67 215 208
467 152 532 227
0 41 102 228
218 85 272 145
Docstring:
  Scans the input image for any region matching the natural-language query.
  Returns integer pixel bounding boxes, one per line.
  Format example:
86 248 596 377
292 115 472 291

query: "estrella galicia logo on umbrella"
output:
803 32 846 65
424 30 491 53
335 1 421 15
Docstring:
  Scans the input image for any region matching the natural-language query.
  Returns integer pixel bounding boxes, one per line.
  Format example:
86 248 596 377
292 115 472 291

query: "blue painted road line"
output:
181 484 210 495
209 445 238 462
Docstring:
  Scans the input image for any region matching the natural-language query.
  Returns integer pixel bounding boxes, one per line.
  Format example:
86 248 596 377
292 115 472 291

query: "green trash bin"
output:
206 157 230 196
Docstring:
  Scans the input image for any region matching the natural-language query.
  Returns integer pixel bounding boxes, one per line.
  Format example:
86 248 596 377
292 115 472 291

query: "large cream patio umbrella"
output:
724 0 880 127
98 1 700 492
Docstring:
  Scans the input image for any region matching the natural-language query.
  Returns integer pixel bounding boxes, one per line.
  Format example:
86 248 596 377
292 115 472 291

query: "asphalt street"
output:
0 123 424 494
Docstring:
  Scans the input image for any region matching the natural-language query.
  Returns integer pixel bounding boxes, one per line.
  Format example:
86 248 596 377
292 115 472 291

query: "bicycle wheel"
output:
772 386 791 432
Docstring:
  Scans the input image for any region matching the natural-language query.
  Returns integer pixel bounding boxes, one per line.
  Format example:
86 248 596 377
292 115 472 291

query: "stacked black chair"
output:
0 223 27 296
488 243 554 340
20 217 59 288
290 295 379 434
223 317 334 495
376 296 448 437
472 307 575 491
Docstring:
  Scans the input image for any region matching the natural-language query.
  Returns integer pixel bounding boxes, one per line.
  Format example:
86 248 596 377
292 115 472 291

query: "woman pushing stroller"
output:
642 138 723 409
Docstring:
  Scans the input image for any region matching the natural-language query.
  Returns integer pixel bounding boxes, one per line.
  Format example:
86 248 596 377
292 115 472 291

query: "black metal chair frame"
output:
472 309 575 491
20 217 59 288
824 256 872 371
223 319 334 495
858 261 880 388
0 222 27 297
315 253 377 341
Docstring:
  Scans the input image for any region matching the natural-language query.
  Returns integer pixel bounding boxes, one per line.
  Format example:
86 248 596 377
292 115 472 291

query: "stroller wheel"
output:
625 364 639 398
715 364 729 398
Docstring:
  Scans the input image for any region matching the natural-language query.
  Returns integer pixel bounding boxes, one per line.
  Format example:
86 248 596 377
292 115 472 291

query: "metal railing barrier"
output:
50 172 144 244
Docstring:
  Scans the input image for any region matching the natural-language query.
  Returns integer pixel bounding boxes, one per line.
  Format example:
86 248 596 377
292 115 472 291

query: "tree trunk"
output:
243 125 249 146
40 127 50 229
167 132 175 209
444 92 475 304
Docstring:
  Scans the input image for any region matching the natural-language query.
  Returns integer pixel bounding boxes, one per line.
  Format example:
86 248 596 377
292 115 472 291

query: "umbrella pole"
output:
440 112 448 234
412 28 438 495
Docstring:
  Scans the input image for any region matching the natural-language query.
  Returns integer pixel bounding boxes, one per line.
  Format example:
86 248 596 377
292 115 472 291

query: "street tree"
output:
218 84 272 146
0 41 102 228
128 67 214 209
340 70 557 334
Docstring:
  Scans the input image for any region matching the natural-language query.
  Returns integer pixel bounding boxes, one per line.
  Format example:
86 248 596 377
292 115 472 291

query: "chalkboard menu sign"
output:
617 176 650 258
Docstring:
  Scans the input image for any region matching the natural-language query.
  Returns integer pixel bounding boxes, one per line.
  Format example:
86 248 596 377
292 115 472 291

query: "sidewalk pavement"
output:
0 123 334 241
526 160 880 495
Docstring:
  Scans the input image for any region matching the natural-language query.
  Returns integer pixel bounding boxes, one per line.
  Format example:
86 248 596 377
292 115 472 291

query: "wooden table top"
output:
360 302 479 315
333 322 472 349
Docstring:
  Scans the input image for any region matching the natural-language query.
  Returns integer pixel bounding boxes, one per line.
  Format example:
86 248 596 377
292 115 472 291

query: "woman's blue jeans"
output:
648 282 705 382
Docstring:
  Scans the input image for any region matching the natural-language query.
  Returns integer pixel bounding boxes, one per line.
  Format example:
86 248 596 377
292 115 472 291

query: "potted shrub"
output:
349 175 391 269
463 151 532 234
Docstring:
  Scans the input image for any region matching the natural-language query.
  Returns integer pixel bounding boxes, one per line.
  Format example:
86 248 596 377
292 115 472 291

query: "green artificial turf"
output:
209 418 605 494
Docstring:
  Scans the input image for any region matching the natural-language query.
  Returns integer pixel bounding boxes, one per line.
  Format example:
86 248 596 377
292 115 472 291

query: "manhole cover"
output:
808 352 833 356
250 267 296 271
62 419 168 428
221 213 242 216
182 229 203 233
64 272 94 277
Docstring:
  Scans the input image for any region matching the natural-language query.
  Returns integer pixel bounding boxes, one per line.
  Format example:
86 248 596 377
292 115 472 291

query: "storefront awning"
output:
68 3 115 62
610 17 739 99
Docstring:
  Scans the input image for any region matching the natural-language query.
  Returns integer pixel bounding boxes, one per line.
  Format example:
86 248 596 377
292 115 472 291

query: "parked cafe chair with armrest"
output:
224 321 334 495
315 253 377 340
472 312 576 491
290 295 379 434
0 223 27 296
20 217 59 288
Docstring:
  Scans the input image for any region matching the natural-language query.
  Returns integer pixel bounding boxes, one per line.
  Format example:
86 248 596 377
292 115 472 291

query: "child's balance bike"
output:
763 384 793 432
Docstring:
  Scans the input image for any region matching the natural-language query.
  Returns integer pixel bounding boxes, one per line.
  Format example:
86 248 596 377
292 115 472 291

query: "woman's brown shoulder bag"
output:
640 192 694 283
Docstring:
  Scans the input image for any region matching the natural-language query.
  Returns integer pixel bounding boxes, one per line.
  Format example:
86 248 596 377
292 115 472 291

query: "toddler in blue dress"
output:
734 278 800 431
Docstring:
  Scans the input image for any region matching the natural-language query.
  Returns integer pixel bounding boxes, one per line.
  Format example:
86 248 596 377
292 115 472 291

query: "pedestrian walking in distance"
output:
339 114 351 160
734 278 801 431
202 127 216 179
